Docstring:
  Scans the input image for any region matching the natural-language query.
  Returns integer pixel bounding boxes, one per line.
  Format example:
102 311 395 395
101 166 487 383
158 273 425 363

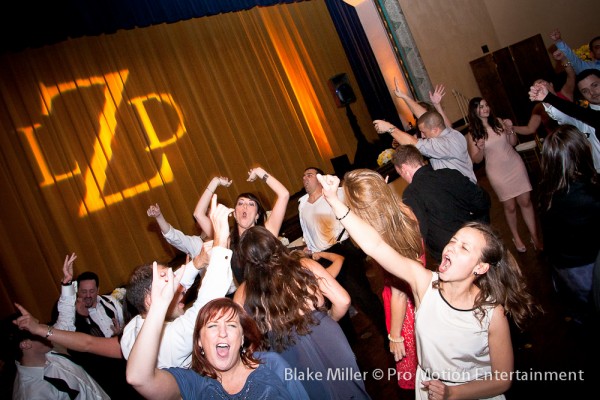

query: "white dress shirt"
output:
13 352 109 400
120 246 233 368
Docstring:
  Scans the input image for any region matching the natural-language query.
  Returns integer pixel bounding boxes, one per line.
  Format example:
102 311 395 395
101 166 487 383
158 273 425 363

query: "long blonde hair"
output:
343 169 422 260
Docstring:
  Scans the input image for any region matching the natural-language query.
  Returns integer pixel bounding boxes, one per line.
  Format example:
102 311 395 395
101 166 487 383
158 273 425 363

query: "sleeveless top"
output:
415 273 498 386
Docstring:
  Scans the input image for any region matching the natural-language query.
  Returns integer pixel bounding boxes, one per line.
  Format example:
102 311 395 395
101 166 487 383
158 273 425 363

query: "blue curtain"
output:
324 0 401 127
0 0 304 53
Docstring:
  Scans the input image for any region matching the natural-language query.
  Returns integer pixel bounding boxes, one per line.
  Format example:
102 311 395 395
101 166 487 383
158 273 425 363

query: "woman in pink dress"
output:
342 169 423 396
466 98 543 252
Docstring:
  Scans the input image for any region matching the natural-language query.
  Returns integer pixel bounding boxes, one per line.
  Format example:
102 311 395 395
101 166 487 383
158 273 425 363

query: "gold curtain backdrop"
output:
0 1 377 320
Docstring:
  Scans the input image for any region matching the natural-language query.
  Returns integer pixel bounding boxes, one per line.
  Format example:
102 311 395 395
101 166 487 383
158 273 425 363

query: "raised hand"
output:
150 261 184 310
146 203 162 218
13 303 44 336
216 176 232 187
549 28 561 42
373 119 395 135
193 240 213 270
208 194 234 247
247 167 267 182
316 174 340 200
429 84 446 105
62 253 77 284
393 76 408 99
529 82 549 102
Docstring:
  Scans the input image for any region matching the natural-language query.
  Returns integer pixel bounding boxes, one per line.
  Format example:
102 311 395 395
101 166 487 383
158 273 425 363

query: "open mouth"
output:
439 254 451 273
216 343 230 358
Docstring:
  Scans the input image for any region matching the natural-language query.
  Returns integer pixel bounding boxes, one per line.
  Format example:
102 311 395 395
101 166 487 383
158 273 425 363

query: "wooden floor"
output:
349 164 598 399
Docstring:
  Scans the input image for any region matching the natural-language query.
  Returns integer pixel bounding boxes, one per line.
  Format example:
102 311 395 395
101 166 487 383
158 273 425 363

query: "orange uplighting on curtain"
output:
0 0 373 322
260 9 334 161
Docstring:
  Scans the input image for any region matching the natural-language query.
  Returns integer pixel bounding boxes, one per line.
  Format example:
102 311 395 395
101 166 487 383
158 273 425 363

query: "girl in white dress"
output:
316 172 539 400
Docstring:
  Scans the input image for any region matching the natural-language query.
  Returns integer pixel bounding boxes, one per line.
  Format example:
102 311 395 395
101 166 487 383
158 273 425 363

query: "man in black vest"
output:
50 254 134 399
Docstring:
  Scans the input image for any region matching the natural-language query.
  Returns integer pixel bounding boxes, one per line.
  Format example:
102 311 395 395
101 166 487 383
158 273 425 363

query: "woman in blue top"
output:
126 201 307 400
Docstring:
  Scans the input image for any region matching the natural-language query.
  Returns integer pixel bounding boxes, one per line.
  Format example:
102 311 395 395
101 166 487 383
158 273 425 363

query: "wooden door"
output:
470 34 555 125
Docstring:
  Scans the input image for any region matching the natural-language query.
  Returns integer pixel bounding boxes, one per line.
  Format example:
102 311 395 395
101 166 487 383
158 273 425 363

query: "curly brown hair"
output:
238 226 324 352
191 298 262 379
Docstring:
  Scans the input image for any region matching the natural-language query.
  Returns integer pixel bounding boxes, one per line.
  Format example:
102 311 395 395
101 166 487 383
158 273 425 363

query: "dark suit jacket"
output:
403 164 491 263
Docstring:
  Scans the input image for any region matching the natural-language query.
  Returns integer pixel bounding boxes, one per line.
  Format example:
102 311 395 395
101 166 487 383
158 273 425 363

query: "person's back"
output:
235 226 369 400
393 145 490 263
539 125 600 324
298 167 388 344
405 165 490 261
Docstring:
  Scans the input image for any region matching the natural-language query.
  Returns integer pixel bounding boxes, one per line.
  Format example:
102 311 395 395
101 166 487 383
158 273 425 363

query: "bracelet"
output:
336 207 350 221
45 325 54 339
387 127 396 135
262 173 269 182
562 61 572 68
388 334 404 343
205 187 214 194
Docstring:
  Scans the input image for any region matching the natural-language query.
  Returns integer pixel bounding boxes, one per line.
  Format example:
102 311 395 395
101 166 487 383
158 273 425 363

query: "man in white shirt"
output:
15 196 233 370
13 242 232 370
54 270 125 339
6 319 109 400
533 69 600 172
298 167 387 344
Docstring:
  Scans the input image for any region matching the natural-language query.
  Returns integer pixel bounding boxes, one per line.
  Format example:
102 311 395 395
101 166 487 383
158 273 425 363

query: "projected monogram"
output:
16 70 186 216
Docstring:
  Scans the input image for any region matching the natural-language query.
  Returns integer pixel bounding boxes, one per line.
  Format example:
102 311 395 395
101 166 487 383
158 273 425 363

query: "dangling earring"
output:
200 347 205 356
240 346 246 355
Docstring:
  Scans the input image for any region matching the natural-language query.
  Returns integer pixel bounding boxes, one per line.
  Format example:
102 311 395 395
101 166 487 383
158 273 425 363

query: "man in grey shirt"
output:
374 110 476 183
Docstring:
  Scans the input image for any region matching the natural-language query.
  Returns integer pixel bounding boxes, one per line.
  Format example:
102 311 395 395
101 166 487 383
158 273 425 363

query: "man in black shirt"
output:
393 145 491 264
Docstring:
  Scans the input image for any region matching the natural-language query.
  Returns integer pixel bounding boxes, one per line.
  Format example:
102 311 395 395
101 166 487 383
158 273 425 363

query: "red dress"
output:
381 252 425 390
382 277 416 389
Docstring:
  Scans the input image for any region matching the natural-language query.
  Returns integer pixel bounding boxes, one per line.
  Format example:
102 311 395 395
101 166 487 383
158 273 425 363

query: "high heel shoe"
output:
530 238 543 252
512 238 527 253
